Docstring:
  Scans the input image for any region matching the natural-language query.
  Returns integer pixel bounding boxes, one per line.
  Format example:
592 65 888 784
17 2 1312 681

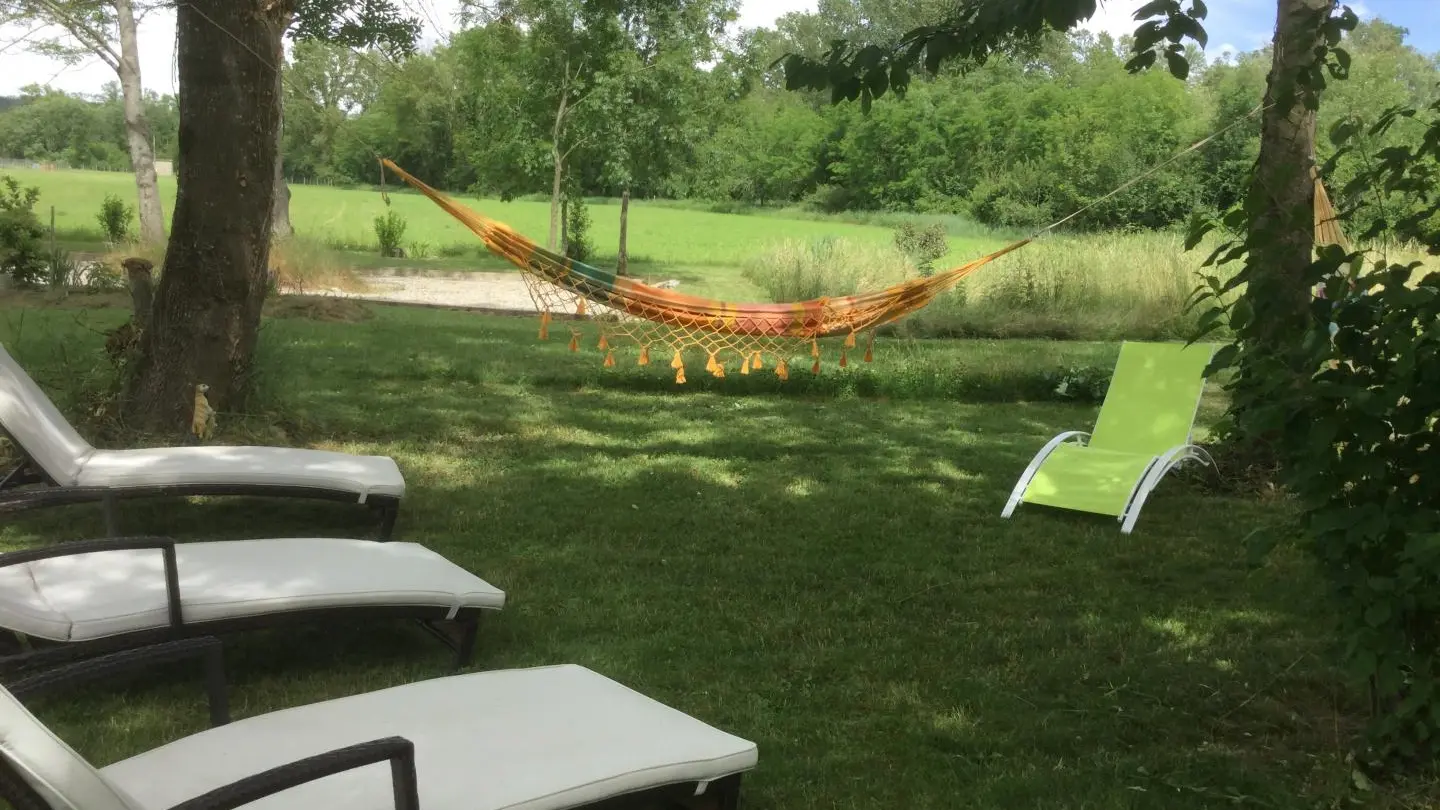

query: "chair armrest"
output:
166 737 420 810
0 537 183 629
6 637 229 727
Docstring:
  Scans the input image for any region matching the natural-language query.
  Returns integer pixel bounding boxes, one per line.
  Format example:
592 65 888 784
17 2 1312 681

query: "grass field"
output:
9 167 1232 340
0 292 1402 809
7 166 1004 269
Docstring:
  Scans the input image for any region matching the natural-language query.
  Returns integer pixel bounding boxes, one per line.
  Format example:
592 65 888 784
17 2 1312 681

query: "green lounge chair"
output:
1001 341 1217 533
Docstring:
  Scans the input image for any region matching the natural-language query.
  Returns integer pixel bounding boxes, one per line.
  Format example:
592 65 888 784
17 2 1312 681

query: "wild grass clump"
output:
904 230 1224 341
269 239 368 293
742 237 913 301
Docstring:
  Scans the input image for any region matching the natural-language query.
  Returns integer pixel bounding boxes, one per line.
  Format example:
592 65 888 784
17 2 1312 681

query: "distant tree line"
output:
2 12 1435 233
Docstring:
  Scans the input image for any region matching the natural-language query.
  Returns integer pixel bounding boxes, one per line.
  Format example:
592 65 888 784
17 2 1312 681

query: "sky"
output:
0 0 1435 97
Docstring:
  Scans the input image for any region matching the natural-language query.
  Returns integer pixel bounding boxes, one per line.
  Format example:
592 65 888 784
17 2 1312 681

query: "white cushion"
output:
0 539 505 642
102 664 758 810
0 344 95 486
0 688 141 810
73 446 406 501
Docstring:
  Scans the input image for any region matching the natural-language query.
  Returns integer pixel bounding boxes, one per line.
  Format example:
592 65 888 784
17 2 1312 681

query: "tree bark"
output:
618 187 629 275
548 83 569 251
270 18 295 242
115 0 166 244
123 0 288 433
1245 0 1330 351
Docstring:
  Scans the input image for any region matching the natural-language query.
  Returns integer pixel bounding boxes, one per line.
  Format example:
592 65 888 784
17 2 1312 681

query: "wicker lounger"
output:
0 343 405 537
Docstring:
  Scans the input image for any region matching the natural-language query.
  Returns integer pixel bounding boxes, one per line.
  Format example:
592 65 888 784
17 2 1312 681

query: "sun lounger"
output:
0 537 504 673
1001 341 1218 533
0 343 405 537
0 641 756 810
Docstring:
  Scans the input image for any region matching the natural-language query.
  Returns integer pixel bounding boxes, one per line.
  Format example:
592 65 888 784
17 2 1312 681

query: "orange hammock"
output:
381 159 1030 381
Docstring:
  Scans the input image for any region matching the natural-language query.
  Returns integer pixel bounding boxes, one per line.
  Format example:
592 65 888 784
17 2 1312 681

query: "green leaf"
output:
1132 0 1177 20
1365 602 1392 627
1189 0 1207 18
1164 50 1190 81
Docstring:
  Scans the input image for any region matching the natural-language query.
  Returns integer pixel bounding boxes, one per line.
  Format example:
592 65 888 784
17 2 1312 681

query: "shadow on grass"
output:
0 301 1370 810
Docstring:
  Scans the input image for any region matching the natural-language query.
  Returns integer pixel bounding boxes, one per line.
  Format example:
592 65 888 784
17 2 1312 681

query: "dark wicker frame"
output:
0 439 402 540
0 639 747 810
0 537 483 677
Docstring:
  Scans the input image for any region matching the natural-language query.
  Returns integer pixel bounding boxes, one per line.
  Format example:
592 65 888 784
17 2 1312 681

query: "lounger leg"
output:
375 499 399 540
704 774 743 810
454 616 479 669
101 495 119 537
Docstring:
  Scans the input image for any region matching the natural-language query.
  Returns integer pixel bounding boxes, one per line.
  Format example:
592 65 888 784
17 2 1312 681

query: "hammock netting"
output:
381 158 1349 383
381 159 1030 383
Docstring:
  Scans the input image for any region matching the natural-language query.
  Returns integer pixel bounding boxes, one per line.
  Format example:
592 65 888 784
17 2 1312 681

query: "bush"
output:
0 174 46 286
742 237 913 302
373 209 408 258
563 194 593 263
893 221 949 277
96 194 134 244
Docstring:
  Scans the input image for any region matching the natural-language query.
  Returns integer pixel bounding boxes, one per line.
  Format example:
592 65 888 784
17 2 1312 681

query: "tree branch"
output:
31 0 121 70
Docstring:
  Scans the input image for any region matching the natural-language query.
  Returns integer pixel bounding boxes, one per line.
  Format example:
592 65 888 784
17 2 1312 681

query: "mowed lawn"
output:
0 293 1378 809
7 167 1004 271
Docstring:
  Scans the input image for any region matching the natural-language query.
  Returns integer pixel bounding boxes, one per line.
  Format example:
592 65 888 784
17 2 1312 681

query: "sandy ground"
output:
321 271 564 313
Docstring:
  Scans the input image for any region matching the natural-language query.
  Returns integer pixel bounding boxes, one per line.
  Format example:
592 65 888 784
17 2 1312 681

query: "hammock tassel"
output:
538 311 551 341
840 350 849 369
864 332 875 364
675 364 687 385
671 348 684 370
811 338 820 358
776 359 789 381
598 333 610 351
844 332 857 349
567 333 579 353
603 350 616 368
576 298 587 316
706 351 719 375
740 354 751 375
811 359 821 375
751 351 763 370
639 345 650 366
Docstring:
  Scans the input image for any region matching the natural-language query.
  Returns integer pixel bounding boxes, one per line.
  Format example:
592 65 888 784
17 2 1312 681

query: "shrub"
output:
564 194 593 263
1190 94 1440 773
373 209 408 258
0 175 46 286
96 194 134 244
742 237 913 302
893 221 949 277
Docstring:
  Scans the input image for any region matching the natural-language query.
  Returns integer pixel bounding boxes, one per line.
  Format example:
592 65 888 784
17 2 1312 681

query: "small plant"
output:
407 241 433 260
373 209 408 258
564 193 593 262
1044 364 1113 402
893 221 949 277
95 194 134 245
0 174 46 286
44 247 78 293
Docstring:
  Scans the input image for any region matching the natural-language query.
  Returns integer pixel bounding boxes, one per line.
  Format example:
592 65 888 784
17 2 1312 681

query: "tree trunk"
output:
115 0 166 244
560 195 569 255
1245 0 1329 351
123 0 287 433
548 88 569 251
270 21 295 242
618 188 629 275
549 144 564 251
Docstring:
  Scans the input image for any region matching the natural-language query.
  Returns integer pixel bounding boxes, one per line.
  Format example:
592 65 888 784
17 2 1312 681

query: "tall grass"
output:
741 237 914 301
742 231 1225 341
